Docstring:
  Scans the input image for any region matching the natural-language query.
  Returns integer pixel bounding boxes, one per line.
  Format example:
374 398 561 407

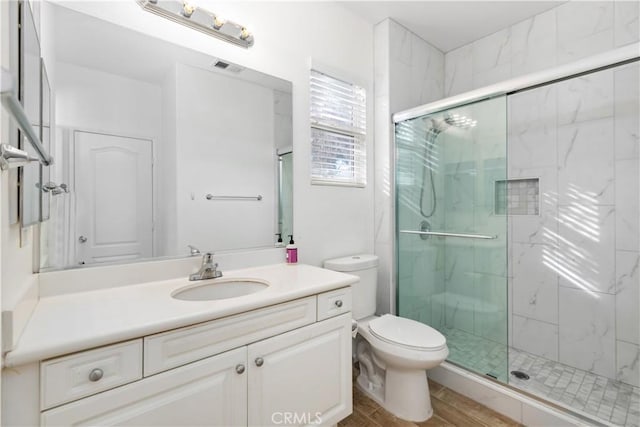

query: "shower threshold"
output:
441 327 639 427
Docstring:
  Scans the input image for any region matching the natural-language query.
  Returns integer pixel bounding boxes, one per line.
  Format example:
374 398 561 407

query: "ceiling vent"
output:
211 60 244 74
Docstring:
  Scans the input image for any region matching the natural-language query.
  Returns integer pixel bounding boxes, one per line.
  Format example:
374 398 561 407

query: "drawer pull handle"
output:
255 357 264 367
335 300 343 308
88 368 104 382
235 364 245 374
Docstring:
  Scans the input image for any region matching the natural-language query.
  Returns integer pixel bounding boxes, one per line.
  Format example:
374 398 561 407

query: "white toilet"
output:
324 254 449 422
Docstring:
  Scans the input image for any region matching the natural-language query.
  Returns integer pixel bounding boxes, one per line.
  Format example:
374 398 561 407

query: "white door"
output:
41 347 248 426
74 131 153 265
248 314 352 427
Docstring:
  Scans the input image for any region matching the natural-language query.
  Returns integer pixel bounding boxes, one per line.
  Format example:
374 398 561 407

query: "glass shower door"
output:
396 96 508 381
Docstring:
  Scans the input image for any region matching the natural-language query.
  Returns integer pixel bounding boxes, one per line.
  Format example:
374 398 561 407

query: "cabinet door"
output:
42 347 247 427
248 314 352 427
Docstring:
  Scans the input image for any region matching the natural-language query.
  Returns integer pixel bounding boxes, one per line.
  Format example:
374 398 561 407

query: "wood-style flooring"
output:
339 377 524 427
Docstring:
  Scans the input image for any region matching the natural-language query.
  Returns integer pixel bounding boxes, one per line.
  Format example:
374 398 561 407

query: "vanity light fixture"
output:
136 0 254 48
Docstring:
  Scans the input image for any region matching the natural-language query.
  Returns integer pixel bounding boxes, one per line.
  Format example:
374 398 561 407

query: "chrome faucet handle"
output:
187 245 201 256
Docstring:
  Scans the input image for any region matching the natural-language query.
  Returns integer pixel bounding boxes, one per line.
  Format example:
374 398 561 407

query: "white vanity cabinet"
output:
248 314 352 426
37 289 353 427
41 347 248 426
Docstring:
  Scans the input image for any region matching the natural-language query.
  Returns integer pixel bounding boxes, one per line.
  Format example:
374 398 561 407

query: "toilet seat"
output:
368 315 446 351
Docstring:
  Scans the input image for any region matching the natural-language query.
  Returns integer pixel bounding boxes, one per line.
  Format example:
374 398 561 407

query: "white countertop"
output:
4 263 358 367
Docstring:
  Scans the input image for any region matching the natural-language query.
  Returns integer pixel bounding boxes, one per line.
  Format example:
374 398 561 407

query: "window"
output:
310 70 366 187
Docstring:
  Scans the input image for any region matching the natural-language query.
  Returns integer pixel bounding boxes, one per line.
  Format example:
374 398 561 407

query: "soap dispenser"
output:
286 235 298 264
275 233 284 247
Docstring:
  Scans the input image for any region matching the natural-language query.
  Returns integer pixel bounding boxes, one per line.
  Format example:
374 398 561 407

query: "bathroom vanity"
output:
2 263 356 426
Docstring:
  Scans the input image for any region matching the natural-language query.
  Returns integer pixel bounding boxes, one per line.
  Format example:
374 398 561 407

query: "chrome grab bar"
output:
399 230 497 240
206 194 263 201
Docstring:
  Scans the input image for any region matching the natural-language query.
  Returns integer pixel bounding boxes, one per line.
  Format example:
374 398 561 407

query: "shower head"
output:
444 113 477 129
424 113 477 140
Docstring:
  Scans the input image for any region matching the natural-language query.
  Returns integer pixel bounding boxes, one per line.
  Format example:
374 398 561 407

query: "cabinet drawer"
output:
41 347 247 427
317 287 352 321
40 339 142 410
144 296 316 376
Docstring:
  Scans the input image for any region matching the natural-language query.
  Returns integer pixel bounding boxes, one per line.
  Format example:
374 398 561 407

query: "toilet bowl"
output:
323 254 449 422
355 315 448 421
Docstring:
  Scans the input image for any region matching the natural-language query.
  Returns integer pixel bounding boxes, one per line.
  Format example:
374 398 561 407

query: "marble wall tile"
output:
614 0 640 47
556 1 614 65
512 315 559 361
615 158 639 252
471 28 512 89
511 9 557 77
511 243 559 324
444 243 475 333
410 35 444 105
508 85 557 170
614 63 639 161
374 19 390 99
557 204 616 294
389 20 445 112
389 19 412 66
374 19 394 315
615 250 639 345
557 118 615 206
557 69 614 126
616 340 639 387
474 273 508 345
444 44 472 97
558 286 616 379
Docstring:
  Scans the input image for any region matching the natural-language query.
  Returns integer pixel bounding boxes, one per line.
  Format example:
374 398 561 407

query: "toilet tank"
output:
324 254 378 320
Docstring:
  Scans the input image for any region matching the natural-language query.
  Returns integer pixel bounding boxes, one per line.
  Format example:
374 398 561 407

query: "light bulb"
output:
182 1 196 18
212 15 225 30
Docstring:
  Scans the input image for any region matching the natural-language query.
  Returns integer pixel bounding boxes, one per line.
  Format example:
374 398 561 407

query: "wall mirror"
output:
20 0 42 227
39 3 293 271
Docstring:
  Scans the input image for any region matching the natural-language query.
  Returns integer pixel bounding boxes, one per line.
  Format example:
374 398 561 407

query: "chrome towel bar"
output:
206 194 263 201
399 230 497 240
1 68 53 166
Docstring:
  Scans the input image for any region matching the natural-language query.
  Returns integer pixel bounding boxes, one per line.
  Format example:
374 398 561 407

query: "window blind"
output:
310 70 366 186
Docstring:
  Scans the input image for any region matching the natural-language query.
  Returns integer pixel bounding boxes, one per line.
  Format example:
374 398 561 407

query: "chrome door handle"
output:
335 300 343 308
78 235 88 243
255 357 264 367
235 364 245 374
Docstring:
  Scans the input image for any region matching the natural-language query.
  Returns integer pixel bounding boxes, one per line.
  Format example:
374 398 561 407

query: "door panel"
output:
74 131 152 265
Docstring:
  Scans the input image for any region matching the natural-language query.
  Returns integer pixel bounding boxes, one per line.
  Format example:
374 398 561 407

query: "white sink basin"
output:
172 279 269 301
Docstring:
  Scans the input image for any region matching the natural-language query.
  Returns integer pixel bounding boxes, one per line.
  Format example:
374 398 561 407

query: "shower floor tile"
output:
441 327 640 427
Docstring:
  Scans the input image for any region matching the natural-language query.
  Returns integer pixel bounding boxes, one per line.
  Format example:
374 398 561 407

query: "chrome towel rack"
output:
399 230 497 240
0 68 53 166
206 194 263 201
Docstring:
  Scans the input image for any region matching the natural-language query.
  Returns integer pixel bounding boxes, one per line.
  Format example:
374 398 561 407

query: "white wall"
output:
55 62 162 138
157 65 177 256
53 0 375 267
174 63 276 252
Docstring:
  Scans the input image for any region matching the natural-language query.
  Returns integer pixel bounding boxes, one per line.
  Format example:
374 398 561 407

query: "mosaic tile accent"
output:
441 327 640 426
495 178 540 215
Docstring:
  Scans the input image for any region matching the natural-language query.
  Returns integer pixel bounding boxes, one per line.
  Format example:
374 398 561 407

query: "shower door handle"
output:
399 230 497 240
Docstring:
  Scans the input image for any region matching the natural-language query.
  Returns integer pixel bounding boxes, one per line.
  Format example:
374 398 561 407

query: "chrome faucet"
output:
187 245 201 256
189 252 223 281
